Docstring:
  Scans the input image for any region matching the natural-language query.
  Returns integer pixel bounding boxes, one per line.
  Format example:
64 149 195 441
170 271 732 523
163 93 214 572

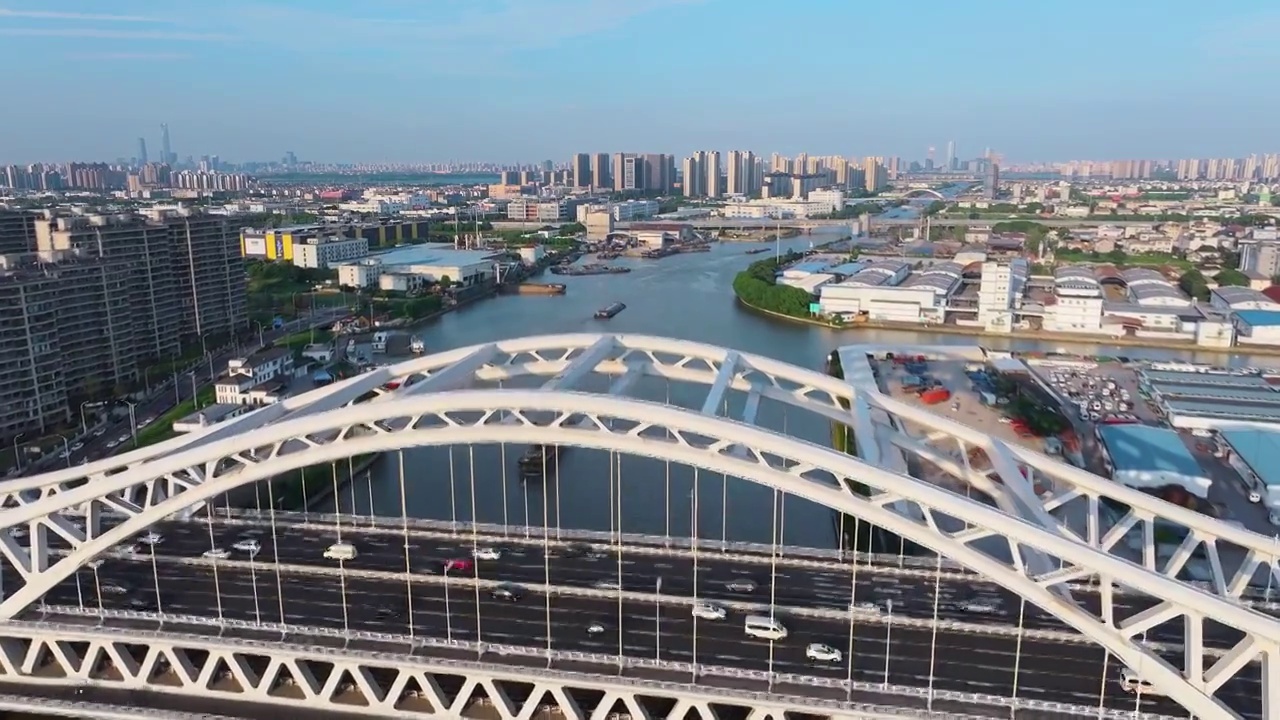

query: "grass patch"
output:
134 386 217 448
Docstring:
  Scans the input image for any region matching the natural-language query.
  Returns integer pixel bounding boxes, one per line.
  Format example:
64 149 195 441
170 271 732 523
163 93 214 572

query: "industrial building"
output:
336 247 502 292
1232 309 1280 346
817 260 960 324
1218 428 1280 513
291 235 370 269
1139 369 1280 429
1095 423 1212 498
240 219 430 259
1121 268 1191 307
506 198 579 222
1211 286 1280 312
0 207 246 445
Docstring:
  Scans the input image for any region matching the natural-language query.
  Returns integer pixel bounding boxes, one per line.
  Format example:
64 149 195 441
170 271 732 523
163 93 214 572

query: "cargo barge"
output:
518 444 561 481
550 264 631 276
595 302 626 320
745 247 770 255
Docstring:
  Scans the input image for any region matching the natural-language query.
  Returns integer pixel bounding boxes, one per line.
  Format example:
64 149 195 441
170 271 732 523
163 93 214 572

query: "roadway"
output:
122 518 1255 650
25 310 349 474
38 559 1262 718
618 218 1164 230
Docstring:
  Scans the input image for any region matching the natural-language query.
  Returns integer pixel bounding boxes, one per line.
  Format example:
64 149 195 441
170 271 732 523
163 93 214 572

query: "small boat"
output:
519 445 561 481
595 302 626 320
371 331 389 354
409 336 426 354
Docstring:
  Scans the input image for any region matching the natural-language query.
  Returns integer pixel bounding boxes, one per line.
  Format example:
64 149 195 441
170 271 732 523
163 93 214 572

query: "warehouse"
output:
817 261 948 323
1233 309 1280 346
1219 428 1280 514
1139 369 1280 429
1211 286 1280 312
1095 424 1212 498
336 247 501 291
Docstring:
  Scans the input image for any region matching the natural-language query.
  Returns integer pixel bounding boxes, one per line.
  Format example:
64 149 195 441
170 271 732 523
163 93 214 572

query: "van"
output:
1118 668 1162 695
324 542 358 561
743 615 788 640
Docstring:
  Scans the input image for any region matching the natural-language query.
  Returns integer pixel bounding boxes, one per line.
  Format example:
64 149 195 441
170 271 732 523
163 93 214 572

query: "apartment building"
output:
292 234 369 269
0 207 247 446
0 210 36 254
215 347 295 406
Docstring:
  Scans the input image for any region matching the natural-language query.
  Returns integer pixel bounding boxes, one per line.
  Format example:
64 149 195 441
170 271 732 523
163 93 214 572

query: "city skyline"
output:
2 0 1279 163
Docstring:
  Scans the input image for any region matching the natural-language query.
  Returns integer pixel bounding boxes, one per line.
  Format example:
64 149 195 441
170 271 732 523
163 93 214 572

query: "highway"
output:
121 518 1257 650
617 218 1166 230
31 519 1264 718
38 560 1262 717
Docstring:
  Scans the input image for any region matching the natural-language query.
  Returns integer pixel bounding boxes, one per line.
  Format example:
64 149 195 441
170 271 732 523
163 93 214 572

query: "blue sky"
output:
3 0 1279 165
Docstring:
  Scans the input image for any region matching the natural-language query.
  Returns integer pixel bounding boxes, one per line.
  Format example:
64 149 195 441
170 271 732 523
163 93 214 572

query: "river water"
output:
316 231 1268 549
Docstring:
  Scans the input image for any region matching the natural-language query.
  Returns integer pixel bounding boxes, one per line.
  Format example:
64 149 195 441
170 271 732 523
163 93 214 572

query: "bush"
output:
731 253 815 318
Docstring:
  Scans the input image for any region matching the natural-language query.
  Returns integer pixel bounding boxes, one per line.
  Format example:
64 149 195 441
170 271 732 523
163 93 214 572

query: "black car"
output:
490 584 525 602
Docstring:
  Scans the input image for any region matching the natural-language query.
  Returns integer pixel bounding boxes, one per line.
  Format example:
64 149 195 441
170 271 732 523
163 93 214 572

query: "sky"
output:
3 0 1280 165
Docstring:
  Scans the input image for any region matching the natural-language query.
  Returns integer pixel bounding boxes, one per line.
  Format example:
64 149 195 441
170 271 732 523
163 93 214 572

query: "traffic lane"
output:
43 566 1251 716
49 562 1105 701
139 528 1206 645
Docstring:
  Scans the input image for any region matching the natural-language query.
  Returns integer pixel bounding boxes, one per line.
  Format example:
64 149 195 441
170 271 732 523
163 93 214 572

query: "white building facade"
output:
292 235 370 269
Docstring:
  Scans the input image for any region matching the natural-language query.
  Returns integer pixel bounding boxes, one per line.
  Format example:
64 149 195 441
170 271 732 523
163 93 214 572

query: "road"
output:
618 218 1166 230
32 519 1263 718
39 559 1262 718
121 519 1260 650
25 310 348 474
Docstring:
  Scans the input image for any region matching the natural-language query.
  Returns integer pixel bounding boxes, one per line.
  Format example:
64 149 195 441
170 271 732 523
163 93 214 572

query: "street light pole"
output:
79 401 93 436
12 432 24 472
59 436 70 468
125 402 138 447
655 576 662 661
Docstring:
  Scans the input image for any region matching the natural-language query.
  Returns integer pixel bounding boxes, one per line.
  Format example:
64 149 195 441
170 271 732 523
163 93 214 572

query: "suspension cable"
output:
665 380 671 540
499 379 510 539
348 456 358 520
247 474 263 625
300 466 309 524
365 459 376 527
767 486 779 691
398 449 415 645
845 514 860 699
204 503 224 624
332 461 349 636
691 465 699 682
926 551 943 709
448 447 458 533
469 445 482 654
614 448 623 669
266 478 287 628
1011 595 1026 713
541 438 552 663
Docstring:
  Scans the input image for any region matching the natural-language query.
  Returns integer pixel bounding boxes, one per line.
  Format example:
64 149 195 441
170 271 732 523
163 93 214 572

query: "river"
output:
315 231 1270 550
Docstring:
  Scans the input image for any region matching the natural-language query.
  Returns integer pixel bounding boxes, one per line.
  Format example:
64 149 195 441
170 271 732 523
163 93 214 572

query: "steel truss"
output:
0 621 1039 720
1 333 1278 718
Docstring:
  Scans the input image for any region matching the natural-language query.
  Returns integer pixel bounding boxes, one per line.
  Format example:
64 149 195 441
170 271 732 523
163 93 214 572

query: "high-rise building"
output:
137 138 148 165
863 157 888 193
705 151 722 198
160 123 173 165
571 153 591 188
613 154 645 192
643 153 669 193
682 153 704 197
726 150 756 196
945 141 956 171
983 163 1000 200
590 153 610 190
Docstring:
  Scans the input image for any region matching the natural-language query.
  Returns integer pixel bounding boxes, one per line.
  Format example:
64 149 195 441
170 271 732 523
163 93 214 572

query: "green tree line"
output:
731 254 814 318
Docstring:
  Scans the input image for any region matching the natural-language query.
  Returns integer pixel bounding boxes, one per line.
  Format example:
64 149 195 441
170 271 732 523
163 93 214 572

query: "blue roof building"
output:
1097 424 1212 498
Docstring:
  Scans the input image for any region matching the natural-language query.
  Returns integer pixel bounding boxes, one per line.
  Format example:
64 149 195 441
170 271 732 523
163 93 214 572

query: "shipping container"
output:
920 388 951 405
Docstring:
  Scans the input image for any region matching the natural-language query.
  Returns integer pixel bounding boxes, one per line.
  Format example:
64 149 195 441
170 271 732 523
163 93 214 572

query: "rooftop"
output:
1220 429 1280 487
1097 424 1204 477
1234 309 1280 328
1213 286 1279 305
372 246 502 268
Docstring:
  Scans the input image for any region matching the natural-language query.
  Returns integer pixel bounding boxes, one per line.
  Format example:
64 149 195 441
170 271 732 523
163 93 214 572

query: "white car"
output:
472 547 502 561
137 532 163 546
849 601 881 615
105 440 119 449
1250 490 1263 504
324 542 357 561
593 580 621 591
71 442 84 452
86 559 103 570
203 548 231 560
691 602 726 621
805 643 842 663
962 601 999 614
231 539 260 553
100 583 128 595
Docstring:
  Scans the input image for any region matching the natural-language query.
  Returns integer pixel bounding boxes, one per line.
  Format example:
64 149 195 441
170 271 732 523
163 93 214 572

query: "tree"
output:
438 275 453 290
1214 269 1250 287
1179 270 1210 302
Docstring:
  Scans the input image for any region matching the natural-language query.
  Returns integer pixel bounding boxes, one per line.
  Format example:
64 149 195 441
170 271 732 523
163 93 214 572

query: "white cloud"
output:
0 8 164 22
0 28 230 41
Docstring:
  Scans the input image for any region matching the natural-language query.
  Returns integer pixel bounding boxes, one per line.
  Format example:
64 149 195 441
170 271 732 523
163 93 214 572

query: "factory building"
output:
817 260 960 324
336 248 502 292
1095 424 1212 498
1139 369 1280 429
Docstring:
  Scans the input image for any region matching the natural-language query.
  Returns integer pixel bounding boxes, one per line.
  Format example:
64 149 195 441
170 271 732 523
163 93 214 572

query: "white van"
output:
743 615 788 640
324 542 358 561
1118 668 1162 695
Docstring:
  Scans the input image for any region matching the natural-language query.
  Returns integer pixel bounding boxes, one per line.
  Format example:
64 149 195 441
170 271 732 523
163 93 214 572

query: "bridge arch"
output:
902 188 946 201
0 388 1272 717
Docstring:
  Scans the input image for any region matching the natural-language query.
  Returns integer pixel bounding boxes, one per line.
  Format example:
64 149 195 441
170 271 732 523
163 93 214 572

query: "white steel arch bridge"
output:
2 333 1280 719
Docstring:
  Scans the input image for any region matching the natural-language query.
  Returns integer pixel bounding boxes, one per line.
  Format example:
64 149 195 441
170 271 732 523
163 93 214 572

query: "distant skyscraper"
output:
863 157 887 193
682 153 705 197
983 163 1000 200
945 141 956 171
160 123 172 164
727 150 746 195
571 153 591 188
590 153 610 190
705 151 722 198
642 153 669 192
137 138 148 165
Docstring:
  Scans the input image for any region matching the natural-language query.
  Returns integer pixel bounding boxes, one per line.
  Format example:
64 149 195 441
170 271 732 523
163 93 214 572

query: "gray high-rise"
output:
571 153 591 188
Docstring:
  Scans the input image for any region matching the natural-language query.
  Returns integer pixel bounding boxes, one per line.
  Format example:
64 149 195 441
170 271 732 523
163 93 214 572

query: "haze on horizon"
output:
3 0 1279 164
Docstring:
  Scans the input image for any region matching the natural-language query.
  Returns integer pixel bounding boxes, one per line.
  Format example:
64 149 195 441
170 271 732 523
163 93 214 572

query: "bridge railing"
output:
24 609 1177 720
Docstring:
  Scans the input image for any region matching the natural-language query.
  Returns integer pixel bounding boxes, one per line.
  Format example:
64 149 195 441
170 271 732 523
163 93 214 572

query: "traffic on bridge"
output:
0 334 1276 720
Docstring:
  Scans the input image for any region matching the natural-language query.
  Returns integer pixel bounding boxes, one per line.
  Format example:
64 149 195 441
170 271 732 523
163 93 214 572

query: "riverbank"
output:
733 297 1280 358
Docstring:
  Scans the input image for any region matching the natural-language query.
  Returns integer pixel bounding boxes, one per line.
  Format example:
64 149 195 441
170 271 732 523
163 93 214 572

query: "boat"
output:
371 331 389 354
518 445 561 481
409 336 426 354
745 247 769 255
595 302 626 320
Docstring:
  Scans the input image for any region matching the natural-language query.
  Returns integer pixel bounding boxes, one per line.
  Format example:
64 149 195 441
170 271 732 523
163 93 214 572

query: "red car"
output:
444 559 472 573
